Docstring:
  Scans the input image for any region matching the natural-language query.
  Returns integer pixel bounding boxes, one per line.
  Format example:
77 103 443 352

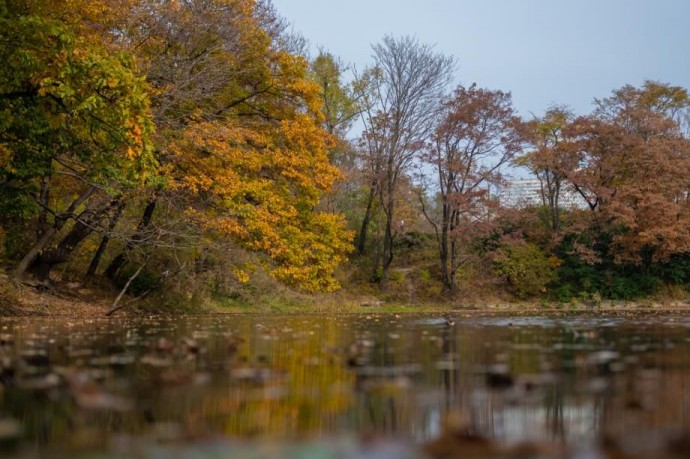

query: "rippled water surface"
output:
2 312 690 458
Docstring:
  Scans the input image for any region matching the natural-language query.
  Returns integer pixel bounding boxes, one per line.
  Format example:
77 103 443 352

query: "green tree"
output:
0 1 156 283
309 51 361 137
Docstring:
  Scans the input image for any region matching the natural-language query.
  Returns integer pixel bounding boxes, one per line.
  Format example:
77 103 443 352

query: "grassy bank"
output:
3 268 690 318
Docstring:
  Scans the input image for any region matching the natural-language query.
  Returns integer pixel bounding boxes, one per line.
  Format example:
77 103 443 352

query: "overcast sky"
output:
272 0 690 118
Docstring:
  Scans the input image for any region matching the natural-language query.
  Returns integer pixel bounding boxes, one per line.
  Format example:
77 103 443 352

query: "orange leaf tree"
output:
121 0 352 292
561 82 690 265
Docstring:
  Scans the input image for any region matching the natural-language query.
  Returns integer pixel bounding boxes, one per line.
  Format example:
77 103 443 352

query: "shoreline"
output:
3 271 690 318
5 294 690 318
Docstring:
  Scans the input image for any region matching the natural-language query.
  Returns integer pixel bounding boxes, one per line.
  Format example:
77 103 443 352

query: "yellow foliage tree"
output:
121 0 353 291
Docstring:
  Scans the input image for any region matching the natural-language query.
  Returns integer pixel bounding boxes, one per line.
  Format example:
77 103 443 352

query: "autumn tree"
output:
419 85 523 292
518 107 576 233
308 50 367 218
309 51 361 138
101 0 353 292
0 0 156 283
99 0 274 281
0 0 353 295
357 36 454 286
562 82 690 265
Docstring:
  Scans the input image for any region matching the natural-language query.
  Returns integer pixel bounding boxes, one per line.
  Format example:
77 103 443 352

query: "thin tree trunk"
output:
357 184 377 255
552 182 561 231
37 176 50 239
105 199 156 280
86 202 126 278
370 206 383 281
448 210 461 293
106 263 145 316
440 225 452 292
448 239 458 293
380 200 395 289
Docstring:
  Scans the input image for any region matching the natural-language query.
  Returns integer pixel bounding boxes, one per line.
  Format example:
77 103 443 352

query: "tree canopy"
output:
1 0 351 293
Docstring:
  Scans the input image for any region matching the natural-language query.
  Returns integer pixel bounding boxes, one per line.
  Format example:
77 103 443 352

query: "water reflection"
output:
1 313 690 456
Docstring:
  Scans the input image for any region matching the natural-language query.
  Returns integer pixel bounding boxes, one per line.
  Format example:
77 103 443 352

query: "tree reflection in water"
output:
1 314 690 457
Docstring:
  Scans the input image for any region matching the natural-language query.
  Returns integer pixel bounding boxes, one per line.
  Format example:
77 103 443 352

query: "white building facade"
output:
499 179 588 209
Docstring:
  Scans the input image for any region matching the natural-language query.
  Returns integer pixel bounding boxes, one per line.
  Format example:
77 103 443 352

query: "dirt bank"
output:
0 272 113 317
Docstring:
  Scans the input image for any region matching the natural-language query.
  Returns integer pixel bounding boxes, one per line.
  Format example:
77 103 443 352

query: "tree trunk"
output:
369 207 383 281
356 184 377 255
448 209 461 294
437 200 455 292
12 227 58 285
438 205 460 295
448 238 458 293
380 199 395 289
106 262 145 317
30 197 120 282
552 182 561 232
105 199 156 280
36 176 50 239
12 186 96 284
440 226 452 293
86 202 126 278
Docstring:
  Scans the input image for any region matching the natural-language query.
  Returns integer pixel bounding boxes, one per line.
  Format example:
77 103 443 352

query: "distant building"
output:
499 179 588 209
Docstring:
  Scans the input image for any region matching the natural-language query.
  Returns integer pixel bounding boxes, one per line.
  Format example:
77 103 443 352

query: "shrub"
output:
492 241 557 299
554 253 663 301
651 256 690 285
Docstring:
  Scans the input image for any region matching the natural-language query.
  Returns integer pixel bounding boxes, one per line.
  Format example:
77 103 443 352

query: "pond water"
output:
2 312 690 458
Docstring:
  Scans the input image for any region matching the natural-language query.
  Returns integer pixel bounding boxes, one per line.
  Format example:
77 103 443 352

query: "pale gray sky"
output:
272 0 690 117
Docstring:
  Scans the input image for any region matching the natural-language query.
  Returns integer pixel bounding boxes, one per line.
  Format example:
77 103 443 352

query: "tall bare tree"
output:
357 35 454 286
